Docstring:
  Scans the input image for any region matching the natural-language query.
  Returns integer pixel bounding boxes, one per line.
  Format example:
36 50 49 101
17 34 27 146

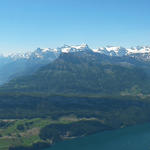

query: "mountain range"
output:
1 44 150 92
3 44 150 59
1 44 150 96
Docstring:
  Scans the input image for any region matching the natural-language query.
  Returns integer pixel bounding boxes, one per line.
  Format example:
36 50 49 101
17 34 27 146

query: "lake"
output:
45 123 150 150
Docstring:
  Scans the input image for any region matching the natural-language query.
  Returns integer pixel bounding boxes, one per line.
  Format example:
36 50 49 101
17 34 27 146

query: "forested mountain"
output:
1 50 150 95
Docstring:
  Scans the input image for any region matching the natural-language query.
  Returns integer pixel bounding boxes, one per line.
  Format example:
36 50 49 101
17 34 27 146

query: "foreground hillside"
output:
0 94 150 149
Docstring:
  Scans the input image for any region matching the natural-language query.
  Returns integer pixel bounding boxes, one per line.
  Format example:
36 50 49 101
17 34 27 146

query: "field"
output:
0 116 101 150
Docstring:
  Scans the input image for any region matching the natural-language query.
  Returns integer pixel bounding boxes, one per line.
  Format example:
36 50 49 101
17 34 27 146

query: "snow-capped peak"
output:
94 46 150 57
94 46 128 56
56 44 91 53
35 48 56 53
127 46 150 54
71 43 89 49
3 52 31 60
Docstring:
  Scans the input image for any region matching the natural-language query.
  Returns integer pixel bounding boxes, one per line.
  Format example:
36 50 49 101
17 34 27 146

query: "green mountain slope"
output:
1 52 150 95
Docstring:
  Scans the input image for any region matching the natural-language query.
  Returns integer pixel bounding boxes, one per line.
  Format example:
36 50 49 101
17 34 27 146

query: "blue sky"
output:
0 0 150 53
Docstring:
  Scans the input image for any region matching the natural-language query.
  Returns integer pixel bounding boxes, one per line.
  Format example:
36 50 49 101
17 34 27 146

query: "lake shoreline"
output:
7 121 150 150
44 122 150 150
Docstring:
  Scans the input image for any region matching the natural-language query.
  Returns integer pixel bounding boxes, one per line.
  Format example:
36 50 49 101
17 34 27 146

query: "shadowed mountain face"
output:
1 51 150 95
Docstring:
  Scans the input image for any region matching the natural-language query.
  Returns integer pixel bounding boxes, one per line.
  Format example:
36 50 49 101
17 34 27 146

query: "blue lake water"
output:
45 123 150 150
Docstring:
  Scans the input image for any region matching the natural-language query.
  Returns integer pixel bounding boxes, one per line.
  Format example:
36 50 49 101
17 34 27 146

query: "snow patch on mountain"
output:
94 46 150 59
56 44 91 53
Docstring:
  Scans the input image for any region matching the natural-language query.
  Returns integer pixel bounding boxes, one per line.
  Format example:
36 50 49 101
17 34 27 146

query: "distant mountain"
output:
2 50 150 95
94 46 150 60
0 48 59 85
0 44 150 85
